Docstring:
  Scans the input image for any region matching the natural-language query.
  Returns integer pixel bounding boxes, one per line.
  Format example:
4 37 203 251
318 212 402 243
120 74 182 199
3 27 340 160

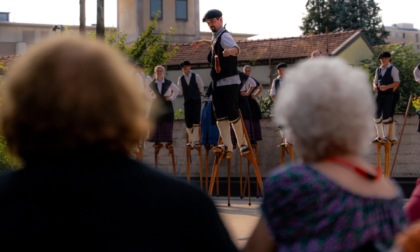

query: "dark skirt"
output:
248 97 262 142
147 99 174 143
238 95 252 120
251 120 262 142
147 121 174 143
201 101 219 145
248 97 262 120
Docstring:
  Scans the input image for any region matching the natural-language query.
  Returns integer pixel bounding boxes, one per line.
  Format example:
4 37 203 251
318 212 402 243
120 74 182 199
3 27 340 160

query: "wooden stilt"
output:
134 138 145 160
374 141 395 178
208 111 264 205
242 143 259 204
391 95 413 176
186 139 191 182
375 118 399 178
204 145 212 192
227 158 231 207
153 143 163 168
239 148 243 199
166 143 176 176
280 144 295 165
185 128 204 188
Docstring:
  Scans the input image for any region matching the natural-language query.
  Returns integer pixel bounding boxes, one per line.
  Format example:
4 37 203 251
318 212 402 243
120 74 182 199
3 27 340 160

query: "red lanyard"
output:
326 156 382 180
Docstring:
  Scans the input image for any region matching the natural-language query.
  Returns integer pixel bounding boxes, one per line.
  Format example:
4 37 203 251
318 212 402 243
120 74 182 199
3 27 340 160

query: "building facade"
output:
385 23 420 51
118 0 201 44
0 21 97 56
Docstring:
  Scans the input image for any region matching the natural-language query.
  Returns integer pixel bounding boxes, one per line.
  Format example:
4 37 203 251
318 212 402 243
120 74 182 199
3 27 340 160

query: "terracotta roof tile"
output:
167 30 362 66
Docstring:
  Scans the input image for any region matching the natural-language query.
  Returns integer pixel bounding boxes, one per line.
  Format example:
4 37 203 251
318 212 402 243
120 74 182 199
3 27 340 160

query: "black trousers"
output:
375 92 393 121
184 99 201 128
212 84 239 121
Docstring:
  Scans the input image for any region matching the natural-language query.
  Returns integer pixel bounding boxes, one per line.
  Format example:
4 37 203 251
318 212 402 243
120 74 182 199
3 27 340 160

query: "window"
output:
176 0 187 20
150 0 162 19
416 33 419 43
402 33 405 39
0 12 9 22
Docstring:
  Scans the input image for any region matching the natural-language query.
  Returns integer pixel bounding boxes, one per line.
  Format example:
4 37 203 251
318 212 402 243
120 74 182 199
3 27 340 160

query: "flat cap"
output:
378 51 391 59
276 62 288 69
202 9 222 22
180 60 191 67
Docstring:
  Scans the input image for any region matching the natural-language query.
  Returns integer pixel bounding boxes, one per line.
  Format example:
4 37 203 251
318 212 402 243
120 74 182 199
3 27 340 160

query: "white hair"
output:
274 57 375 162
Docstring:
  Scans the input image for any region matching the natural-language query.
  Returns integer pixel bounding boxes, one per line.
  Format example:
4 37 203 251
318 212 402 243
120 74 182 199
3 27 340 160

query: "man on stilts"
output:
372 51 400 143
177 60 205 148
192 9 249 159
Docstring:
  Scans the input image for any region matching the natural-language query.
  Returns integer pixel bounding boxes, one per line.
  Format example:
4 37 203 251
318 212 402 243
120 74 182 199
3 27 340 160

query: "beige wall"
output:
118 0 201 44
386 24 420 51
336 37 373 65
0 22 96 56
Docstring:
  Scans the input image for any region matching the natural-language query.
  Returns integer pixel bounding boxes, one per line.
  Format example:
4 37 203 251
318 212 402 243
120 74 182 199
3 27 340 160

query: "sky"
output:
0 0 418 39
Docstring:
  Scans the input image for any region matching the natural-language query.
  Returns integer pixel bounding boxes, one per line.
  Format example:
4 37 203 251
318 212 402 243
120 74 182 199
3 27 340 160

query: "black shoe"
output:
372 137 381 143
192 141 200 148
240 145 249 155
213 145 226 153
389 138 398 144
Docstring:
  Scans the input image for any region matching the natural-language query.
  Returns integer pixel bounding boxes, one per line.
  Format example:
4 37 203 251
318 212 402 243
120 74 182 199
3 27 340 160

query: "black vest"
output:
149 79 172 100
238 71 249 91
274 78 281 94
181 73 200 102
209 30 238 82
377 66 394 94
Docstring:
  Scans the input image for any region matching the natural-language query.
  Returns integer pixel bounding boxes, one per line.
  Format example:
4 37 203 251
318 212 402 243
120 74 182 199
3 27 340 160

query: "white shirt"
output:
177 72 205 96
414 65 420 83
270 76 282 97
149 78 180 101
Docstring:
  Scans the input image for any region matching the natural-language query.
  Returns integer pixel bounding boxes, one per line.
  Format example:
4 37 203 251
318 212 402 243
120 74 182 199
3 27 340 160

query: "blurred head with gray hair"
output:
274 57 374 162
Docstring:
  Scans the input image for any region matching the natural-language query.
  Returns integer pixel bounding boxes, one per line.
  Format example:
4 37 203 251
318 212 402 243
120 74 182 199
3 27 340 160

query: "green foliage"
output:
301 0 332 35
106 29 127 52
259 96 274 118
361 43 420 113
0 61 6 71
412 96 420 111
127 15 179 75
301 0 389 45
0 136 21 173
174 109 185 120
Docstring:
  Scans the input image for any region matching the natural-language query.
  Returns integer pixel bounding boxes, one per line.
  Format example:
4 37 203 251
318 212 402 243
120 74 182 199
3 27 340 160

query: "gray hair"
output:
274 57 375 162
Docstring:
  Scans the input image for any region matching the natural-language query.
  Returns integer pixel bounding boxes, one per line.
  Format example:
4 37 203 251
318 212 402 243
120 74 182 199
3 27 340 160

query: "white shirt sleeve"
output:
414 67 420 83
195 73 205 95
163 81 180 101
221 32 240 55
177 76 183 96
270 79 277 97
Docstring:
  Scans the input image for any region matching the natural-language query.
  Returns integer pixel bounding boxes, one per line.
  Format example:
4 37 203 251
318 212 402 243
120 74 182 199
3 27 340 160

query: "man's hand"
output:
192 40 210 49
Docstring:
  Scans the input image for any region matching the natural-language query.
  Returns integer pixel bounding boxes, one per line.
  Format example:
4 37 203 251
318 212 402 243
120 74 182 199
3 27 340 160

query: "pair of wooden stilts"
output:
375 122 397 178
134 139 177 176
207 114 264 206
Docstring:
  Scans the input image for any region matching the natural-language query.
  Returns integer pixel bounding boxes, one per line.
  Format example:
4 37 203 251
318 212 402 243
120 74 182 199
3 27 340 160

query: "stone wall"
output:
140 114 420 179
